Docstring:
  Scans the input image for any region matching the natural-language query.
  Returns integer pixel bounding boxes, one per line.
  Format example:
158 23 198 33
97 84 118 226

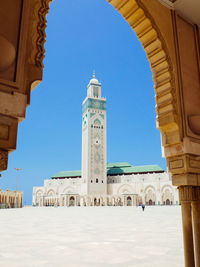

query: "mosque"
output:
32 75 178 207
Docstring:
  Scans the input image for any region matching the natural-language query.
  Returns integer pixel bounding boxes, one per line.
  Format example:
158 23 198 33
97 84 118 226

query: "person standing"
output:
142 204 145 211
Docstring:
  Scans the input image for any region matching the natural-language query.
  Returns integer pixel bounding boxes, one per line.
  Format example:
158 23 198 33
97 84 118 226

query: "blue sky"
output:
1 0 166 204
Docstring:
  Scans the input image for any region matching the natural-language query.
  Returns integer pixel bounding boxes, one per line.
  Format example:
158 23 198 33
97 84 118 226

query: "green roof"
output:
51 170 81 178
51 163 164 178
107 162 133 168
107 164 163 175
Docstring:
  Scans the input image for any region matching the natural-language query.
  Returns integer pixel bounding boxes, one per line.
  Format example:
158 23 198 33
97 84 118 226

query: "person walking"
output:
142 204 145 211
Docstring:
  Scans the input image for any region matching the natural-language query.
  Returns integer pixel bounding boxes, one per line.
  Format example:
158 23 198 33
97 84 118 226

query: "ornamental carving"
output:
0 150 8 171
29 0 52 68
178 186 200 202
108 0 180 146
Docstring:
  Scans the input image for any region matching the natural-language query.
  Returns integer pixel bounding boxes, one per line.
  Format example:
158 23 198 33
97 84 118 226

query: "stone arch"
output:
69 196 75 206
117 184 134 195
28 0 180 152
161 185 174 205
106 0 180 145
63 187 74 194
47 189 55 196
144 185 156 193
144 185 156 205
161 184 174 194
36 189 43 201
127 196 132 206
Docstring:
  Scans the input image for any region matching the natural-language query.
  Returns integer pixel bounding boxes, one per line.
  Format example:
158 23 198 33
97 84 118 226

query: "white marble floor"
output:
0 206 184 267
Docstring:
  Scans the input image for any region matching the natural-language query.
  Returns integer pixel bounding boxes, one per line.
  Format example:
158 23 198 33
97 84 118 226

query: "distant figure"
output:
142 204 145 211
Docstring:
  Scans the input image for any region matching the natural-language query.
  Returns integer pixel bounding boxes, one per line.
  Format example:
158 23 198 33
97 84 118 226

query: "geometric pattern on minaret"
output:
81 73 107 195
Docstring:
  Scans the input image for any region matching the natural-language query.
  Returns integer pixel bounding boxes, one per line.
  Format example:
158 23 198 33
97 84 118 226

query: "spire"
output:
93 71 95 78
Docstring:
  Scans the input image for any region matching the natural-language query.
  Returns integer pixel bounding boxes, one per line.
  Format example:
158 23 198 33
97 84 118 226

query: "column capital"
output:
178 186 200 202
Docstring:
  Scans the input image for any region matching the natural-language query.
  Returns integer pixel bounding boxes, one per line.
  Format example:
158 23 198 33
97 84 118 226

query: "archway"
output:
127 196 132 206
0 0 199 266
149 199 153 206
94 198 97 206
162 186 174 205
69 196 75 206
36 190 43 205
145 186 156 205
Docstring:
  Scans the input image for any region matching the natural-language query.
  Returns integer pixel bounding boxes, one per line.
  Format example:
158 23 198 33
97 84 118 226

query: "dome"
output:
89 78 99 84
89 72 99 84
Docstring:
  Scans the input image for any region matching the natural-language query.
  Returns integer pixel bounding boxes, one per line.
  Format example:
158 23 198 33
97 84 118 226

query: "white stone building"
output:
33 75 178 207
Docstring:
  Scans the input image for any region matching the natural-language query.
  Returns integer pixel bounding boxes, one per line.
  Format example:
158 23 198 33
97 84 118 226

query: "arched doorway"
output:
149 199 153 206
69 196 75 206
127 196 132 206
162 187 174 206
145 187 156 205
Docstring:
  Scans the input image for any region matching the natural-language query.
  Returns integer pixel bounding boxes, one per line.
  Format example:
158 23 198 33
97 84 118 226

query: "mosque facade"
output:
32 75 179 207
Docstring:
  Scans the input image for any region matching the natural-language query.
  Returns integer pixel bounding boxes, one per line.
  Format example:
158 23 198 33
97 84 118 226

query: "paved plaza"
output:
0 206 184 267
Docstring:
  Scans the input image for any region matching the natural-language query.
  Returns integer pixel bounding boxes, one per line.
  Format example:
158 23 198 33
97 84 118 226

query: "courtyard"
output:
0 206 184 267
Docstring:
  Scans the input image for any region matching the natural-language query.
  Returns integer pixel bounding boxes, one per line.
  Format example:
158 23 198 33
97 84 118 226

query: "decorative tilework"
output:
90 112 95 118
99 114 104 120
82 98 106 114
94 118 101 125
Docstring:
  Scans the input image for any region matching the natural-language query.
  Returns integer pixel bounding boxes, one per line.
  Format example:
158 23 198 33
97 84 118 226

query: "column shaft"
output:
181 202 195 267
192 201 200 267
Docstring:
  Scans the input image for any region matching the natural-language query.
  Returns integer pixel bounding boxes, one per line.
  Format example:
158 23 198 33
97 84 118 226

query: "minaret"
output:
81 73 107 196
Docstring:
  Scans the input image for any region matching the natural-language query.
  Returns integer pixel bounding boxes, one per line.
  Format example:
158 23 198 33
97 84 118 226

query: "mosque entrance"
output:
69 196 75 206
166 199 170 206
149 199 153 206
127 196 132 206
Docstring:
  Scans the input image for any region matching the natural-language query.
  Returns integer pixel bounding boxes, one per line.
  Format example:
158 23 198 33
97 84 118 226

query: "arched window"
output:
96 178 98 183
102 180 103 183
91 180 93 183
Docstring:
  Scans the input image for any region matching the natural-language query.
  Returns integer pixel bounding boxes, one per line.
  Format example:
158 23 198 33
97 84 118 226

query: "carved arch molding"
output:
0 0 200 187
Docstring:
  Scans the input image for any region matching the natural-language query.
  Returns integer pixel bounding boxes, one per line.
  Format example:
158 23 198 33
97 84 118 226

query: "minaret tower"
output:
81 73 107 196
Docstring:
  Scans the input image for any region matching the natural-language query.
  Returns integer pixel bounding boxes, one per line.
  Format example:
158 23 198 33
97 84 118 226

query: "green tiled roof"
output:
51 162 164 179
107 164 163 175
107 162 133 168
51 170 81 178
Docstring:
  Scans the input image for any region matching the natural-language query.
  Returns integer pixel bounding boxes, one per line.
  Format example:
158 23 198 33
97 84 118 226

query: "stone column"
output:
179 186 195 267
192 201 200 267
191 186 200 267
